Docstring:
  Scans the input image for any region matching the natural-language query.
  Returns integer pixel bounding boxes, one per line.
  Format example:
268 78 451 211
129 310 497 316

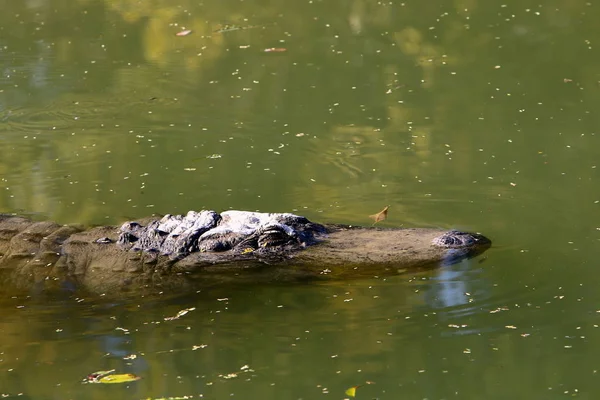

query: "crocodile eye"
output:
258 229 292 248
441 236 462 247
118 232 138 244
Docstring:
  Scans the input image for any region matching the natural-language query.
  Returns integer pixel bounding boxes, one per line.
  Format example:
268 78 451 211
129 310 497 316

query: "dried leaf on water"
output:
369 205 390 225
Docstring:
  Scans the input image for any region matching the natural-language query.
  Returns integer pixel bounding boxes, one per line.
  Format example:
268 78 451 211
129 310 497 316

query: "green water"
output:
2 0 600 398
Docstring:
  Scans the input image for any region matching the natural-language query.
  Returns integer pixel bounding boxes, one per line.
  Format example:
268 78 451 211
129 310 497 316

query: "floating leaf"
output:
345 385 361 397
369 205 389 225
176 30 193 36
345 381 375 397
97 373 142 384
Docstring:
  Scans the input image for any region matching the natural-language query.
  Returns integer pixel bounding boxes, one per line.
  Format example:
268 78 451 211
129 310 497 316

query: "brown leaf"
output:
369 206 389 225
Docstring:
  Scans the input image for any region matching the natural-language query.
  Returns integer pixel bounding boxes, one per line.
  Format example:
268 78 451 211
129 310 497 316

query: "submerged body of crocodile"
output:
0 210 491 294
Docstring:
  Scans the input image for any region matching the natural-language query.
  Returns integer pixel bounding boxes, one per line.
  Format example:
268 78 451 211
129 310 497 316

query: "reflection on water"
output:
0 274 462 399
424 261 483 310
2 257 599 399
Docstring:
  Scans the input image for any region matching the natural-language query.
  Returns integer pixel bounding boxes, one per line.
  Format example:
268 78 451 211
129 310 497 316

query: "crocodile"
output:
0 210 491 295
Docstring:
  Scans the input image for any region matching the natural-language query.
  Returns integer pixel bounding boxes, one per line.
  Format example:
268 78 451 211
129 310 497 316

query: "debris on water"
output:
369 206 389 225
214 22 275 33
264 47 287 53
84 370 114 383
83 369 142 384
176 30 193 36
217 365 255 380
215 24 241 33
164 307 196 321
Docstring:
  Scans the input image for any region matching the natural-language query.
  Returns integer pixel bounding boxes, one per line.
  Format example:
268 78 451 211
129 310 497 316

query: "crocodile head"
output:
431 230 492 266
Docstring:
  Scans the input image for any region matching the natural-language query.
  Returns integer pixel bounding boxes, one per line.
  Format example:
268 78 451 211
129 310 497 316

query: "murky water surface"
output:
2 0 600 398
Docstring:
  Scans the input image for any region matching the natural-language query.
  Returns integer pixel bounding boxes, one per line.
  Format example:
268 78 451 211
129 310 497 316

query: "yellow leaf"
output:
345 385 361 397
98 373 142 384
